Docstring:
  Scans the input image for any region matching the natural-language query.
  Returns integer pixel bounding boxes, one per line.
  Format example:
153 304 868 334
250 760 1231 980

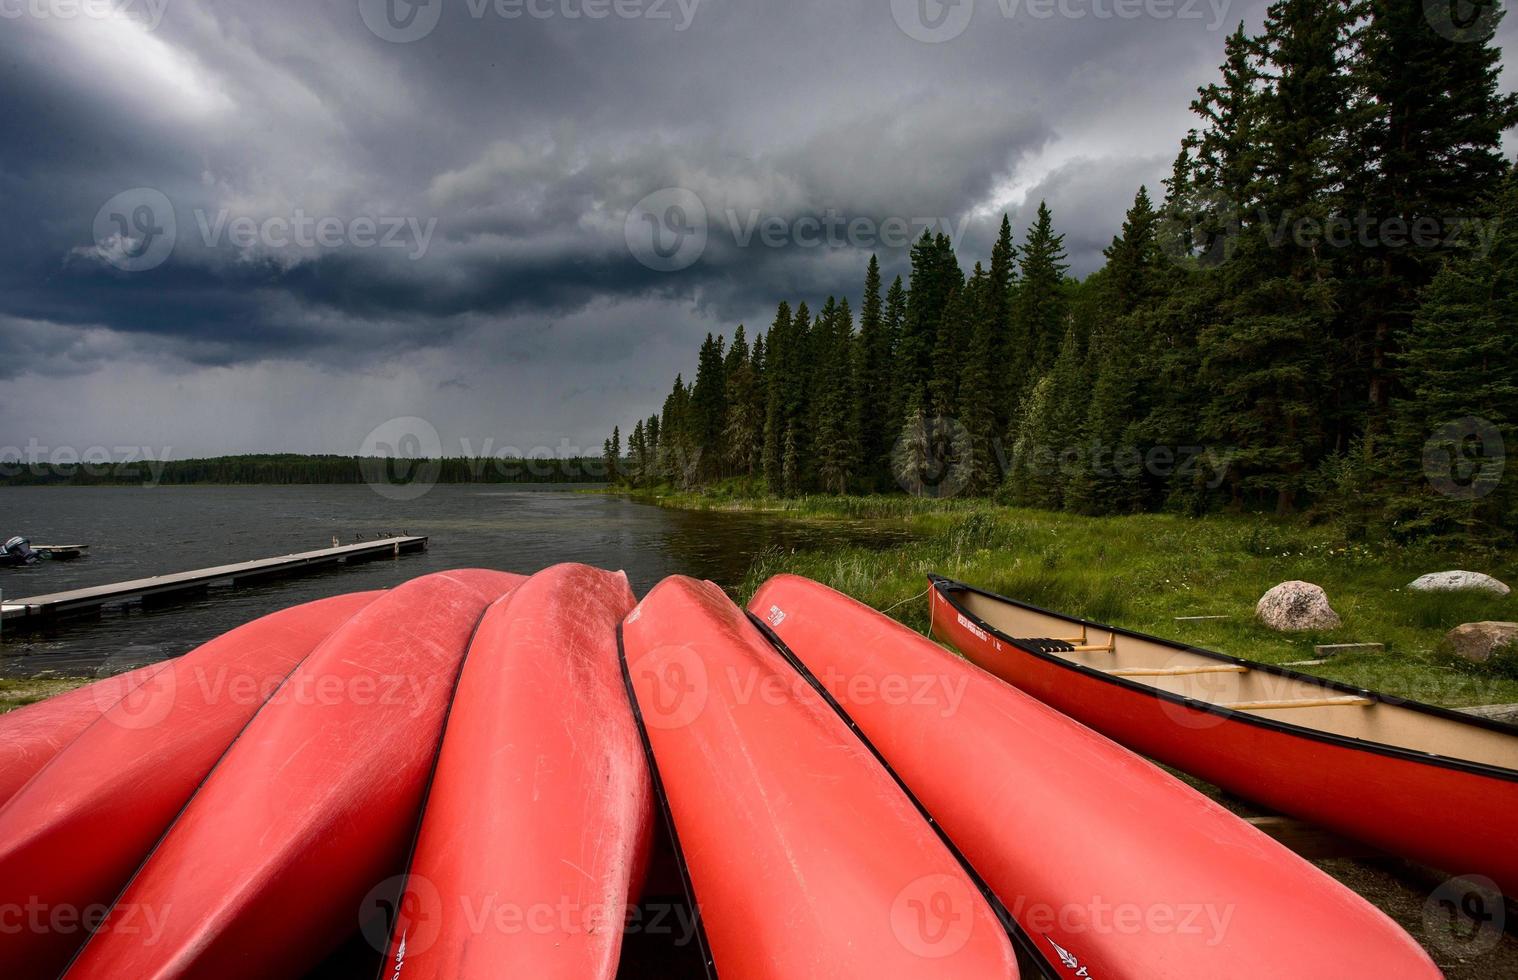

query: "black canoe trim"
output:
615 623 719 980
930 575 1518 784
749 612 1062 980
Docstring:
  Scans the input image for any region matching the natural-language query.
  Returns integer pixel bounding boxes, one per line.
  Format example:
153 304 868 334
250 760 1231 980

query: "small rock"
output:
1408 571 1511 597
1256 581 1343 632
1445 622 1518 664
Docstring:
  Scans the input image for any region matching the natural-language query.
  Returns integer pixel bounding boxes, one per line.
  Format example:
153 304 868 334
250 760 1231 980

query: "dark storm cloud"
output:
7 0 1501 452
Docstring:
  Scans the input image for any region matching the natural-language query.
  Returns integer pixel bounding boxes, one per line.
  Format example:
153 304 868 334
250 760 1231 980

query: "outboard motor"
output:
1 536 39 567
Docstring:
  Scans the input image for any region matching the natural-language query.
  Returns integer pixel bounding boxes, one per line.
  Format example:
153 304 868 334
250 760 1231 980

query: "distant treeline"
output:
605 3 1518 547
0 454 607 487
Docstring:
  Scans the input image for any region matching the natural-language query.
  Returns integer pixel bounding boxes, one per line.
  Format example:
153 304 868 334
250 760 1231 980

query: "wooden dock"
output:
0 536 427 627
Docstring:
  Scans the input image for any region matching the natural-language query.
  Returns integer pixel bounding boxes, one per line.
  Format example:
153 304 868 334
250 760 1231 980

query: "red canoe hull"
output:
0 663 168 805
754 575 1439 979
622 576 1020 980
66 569 526 980
929 580 1518 898
382 564 653 980
0 591 378 980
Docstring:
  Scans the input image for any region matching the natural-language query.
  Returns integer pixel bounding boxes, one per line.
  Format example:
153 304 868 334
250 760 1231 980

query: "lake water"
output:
0 485 905 677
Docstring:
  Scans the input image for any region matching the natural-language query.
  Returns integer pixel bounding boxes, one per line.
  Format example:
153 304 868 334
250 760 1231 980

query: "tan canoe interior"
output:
954 590 1518 773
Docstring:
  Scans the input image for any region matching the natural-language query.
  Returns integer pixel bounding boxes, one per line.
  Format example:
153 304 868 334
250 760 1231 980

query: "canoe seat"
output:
1106 665 1248 678
1224 696 1374 711
1018 638 1078 654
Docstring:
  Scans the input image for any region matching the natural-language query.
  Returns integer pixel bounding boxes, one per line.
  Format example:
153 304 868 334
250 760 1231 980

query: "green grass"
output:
0 677 89 714
634 490 1518 708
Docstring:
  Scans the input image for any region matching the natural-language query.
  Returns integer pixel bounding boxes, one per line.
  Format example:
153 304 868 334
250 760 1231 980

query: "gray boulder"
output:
1445 622 1518 664
1408 571 1511 596
1256 581 1342 632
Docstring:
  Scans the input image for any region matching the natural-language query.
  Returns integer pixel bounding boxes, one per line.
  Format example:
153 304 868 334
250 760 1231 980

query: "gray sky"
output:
2 0 1512 459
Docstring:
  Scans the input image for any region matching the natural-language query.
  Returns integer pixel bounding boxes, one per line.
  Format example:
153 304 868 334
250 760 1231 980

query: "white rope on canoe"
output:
881 586 930 615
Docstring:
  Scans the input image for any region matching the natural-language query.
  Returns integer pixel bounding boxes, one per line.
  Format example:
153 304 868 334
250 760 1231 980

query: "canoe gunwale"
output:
613 623 718 980
747 612 1061 980
929 575 1518 784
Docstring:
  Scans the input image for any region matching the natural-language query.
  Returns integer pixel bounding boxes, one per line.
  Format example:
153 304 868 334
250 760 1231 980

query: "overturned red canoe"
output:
622 576 1021 979
382 564 653 980
929 576 1518 898
66 569 525 980
751 574 1440 979
0 662 168 805
0 591 378 980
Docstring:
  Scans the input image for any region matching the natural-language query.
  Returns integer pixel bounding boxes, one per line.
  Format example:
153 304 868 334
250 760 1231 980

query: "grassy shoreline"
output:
624 487 1518 708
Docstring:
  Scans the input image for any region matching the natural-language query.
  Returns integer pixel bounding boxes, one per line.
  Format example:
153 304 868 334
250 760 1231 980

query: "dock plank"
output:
1 536 426 625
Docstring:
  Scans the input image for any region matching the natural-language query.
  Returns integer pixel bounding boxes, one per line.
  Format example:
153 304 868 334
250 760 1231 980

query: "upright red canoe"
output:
751 575 1440 979
381 564 653 980
621 576 1021 979
0 591 378 980
929 576 1518 897
0 662 168 805
66 569 525 980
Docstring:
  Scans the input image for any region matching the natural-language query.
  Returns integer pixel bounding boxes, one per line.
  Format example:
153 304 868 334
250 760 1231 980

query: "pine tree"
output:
628 420 648 485
1200 1 1353 514
688 333 727 480
1350 0 1518 439
856 255 893 490
815 297 861 493
1013 202 1070 381
761 302 792 490
957 266 1002 494
722 326 760 477
987 214 1019 434
1383 172 1518 545
781 423 800 497
1071 187 1168 512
